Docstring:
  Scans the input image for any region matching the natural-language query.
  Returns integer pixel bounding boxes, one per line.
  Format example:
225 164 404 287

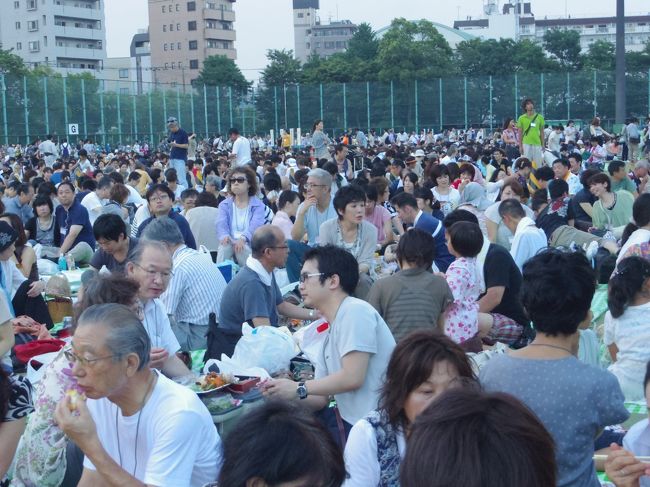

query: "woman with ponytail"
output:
605 256 650 400
617 193 650 264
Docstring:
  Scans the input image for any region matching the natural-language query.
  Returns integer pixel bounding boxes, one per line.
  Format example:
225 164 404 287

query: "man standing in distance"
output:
167 117 188 189
517 98 545 168
229 128 252 167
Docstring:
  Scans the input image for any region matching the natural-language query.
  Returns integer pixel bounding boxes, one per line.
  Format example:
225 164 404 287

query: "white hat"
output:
412 149 425 158
577 140 584 145
287 158 297 167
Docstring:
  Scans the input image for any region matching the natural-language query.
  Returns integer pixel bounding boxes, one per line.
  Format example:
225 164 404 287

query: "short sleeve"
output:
335 301 379 357
240 279 274 320
69 205 88 226
603 312 616 346
595 371 629 427
89 249 106 270
483 249 510 289
343 419 381 487
445 262 470 302
4 375 34 422
484 204 500 224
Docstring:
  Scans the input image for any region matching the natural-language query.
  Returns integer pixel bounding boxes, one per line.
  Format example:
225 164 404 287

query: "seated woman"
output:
401 388 556 487
430 165 460 217
605 257 650 401
271 190 300 241
414 187 444 222
318 185 377 300
480 249 629 487
0 213 38 281
101 183 132 235
214 400 345 487
589 172 634 238
24 194 61 260
343 331 475 486
11 274 142 487
215 166 267 265
617 194 650 264
363 184 394 247
457 182 490 237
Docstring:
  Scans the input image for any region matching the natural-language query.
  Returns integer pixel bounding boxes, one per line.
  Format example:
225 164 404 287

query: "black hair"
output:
127 171 141 182
93 213 127 242
447 222 483 258
498 198 526 219
97 177 113 191
263 172 282 192
608 257 650 318
57 181 75 193
278 190 300 210
396 228 436 268
363 184 379 202
81 178 98 191
607 160 626 176
547 179 569 200
303 245 359 296
580 168 602 188
146 183 175 202
218 401 345 487
530 188 549 213
228 127 240 136
443 209 479 228
588 172 611 192
533 166 554 182
195 191 219 208
390 192 418 210
621 194 650 246
180 188 199 201
17 183 31 196
32 193 53 214
108 172 125 184
164 168 178 183
552 158 570 169
521 97 534 111
521 249 596 335
333 185 366 220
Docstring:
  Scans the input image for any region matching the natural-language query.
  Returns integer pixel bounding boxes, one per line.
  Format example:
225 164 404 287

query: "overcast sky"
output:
106 0 649 81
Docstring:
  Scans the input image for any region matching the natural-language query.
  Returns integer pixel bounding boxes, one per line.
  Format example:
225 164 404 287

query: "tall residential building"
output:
292 0 357 63
148 0 237 86
0 0 106 72
454 1 650 52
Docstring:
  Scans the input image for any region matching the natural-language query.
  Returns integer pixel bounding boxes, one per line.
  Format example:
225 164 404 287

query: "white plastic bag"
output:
293 318 329 371
230 324 297 375
26 351 60 385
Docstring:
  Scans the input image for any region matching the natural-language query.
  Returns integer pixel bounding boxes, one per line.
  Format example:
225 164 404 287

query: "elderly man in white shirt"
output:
498 199 547 271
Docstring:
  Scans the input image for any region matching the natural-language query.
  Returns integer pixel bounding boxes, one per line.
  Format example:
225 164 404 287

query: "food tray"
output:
227 375 260 394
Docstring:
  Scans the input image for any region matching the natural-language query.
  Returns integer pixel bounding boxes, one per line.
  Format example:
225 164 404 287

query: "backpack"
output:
61 143 70 158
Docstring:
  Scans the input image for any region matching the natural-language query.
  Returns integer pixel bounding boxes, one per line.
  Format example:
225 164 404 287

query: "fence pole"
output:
176 86 181 125
81 78 87 138
566 72 571 120
241 102 245 135
162 91 168 129
438 78 443 131
366 81 370 132
319 83 323 121
148 91 153 144
23 76 29 144
540 73 544 115
283 84 287 130
489 75 493 133
414 79 419 133
647 68 650 117
216 86 221 134
593 70 598 118
390 80 394 129
203 85 208 137
43 77 49 135
190 90 195 136
132 94 138 142
228 86 233 128
0 74 8 145
63 77 69 139
99 90 105 146
514 73 518 118
273 86 278 137
117 93 122 143
343 83 347 132
296 83 301 132
463 77 467 130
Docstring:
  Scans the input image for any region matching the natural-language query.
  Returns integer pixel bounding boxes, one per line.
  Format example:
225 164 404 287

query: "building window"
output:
162 5 165 12
14 1 19 8
28 40 39 52
119 68 128 78
165 62 169 69
187 1 195 11
170 43 174 50
297 12 304 18
16 42 22 50
177 42 181 50
169 24 174 31
176 23 180 31
15 22 21 29
42 15 46 26
28 20 38 31
163 43 167 51
171 62 175 69
188 21 197 31
120 88 129 95
43 36 47 46
27 0 36 10
324 41 334 49
190 59 199 69
163 24 166 32
189 40 197 50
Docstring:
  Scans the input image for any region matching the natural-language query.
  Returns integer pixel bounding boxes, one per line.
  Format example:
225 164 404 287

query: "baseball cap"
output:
167 117 178 124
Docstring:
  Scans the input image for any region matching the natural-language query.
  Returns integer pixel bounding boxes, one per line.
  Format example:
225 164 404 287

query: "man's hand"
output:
149 347 169 369
27 280 45 298
55 394 99 452
300 196 317 213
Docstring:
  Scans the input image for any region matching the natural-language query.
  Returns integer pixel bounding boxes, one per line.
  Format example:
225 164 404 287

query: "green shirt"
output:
610 176 637 195
517 112 545 147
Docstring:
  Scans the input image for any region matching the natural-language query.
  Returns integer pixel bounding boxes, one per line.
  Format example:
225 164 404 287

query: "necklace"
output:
528 343 574 355
115 371 156 476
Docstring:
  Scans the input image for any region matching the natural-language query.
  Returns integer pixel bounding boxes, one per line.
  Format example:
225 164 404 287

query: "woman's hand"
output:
27 280 46 298
605 443 650 487
233 237 246 253
220 236 231 246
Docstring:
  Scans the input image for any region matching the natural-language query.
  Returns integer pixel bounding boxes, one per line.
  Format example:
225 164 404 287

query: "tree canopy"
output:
194 55 251 92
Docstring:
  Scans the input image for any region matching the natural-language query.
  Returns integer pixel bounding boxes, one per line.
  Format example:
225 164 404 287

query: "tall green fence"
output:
1 70 649 145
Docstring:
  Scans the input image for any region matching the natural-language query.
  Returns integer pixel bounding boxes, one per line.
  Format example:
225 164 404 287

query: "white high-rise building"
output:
0 0 107 73
293 0 320 63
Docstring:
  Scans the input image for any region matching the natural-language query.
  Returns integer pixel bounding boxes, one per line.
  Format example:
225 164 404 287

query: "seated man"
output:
390 192 454 272
125 240 191 378
54 181 96 265
80 176 113 226
90 214 139 273
263 245 396 440
55 303 221 486
498 199 547 271
208 225 315 359
142 217 227 352
136 184 196 250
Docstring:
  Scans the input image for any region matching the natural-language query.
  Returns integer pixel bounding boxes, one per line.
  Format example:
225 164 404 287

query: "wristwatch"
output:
296 381 308 400
308 309 315 319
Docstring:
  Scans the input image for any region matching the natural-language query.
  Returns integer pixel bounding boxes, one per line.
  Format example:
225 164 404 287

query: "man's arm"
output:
161 353 190 378
59 224 83 254
291 204 309 241
478 286 505 313
277 301 315 321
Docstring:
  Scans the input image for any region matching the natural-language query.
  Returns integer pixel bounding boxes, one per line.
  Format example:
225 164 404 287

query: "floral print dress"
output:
444 257 480 344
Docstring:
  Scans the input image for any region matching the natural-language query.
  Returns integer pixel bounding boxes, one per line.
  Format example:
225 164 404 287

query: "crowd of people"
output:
1 105 650 486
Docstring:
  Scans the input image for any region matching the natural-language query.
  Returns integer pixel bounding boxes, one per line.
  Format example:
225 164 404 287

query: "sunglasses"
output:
229 177 247 184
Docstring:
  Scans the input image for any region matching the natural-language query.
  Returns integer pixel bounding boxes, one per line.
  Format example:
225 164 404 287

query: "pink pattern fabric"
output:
444 257 480 344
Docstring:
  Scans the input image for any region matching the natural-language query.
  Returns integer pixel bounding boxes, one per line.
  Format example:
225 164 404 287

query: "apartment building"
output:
0 0 106 73
148 0 237 86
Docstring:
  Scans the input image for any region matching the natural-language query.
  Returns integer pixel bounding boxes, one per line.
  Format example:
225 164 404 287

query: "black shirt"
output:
481 244 528 326
571 188 595 224
536 197 575 240
89 237 139 273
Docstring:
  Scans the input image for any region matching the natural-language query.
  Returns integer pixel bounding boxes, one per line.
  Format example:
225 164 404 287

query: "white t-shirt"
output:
343 418 406 487
126 184 145 207
316 297 396 425
81 192 105 225
484 201 535 250
231 136 252 167
84 372 221 486
143 299 181 355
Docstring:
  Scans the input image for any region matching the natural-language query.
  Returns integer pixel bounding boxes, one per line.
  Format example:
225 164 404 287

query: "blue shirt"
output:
137 210 197 250
413 211 455 272
2 196 33 224
169 128 189 161
54 200 96 250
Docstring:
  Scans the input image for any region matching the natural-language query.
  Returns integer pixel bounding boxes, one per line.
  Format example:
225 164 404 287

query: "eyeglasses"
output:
133 262 173 280
299 272 325 283
304 183 326 190
269 245 289 250
64 349 118 367
229 177 247 184
149 193 170 202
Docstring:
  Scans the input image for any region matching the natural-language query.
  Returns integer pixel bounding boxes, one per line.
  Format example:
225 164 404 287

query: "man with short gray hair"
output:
55 303 222 486
142 217 227 351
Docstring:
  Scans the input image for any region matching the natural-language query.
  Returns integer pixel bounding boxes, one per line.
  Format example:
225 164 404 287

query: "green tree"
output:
259 49 302 87
626 40 650 71
347 22 379 60
543 29 583 70
455 38 520 76
376 18 454 82
193 55 251 92
583 40 615 70
0 48 28 76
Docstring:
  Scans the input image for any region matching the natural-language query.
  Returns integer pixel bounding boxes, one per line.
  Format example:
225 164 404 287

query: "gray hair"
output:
128 239 172 265
140 216 184 245
205 175 220 188
77 304 151 371
307 168 332 188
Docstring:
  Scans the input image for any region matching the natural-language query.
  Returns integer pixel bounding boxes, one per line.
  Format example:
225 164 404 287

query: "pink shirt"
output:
272 211 294 240
364 205 391 244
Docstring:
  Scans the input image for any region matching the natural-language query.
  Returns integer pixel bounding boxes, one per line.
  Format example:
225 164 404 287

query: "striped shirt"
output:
160 245 227 326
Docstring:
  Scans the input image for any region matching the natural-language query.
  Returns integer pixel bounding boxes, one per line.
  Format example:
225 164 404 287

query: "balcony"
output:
55 45 105 59
203 28 236 42
51 4 103 21
203 8 235 22
204 46 237 60
54 25 104 41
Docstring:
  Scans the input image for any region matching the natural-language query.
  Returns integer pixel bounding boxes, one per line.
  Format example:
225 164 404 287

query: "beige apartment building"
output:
148 0 236 86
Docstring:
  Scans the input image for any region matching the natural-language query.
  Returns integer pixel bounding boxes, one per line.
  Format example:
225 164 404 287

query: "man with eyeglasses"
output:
125 240 191 378
207 225 317 360
136 183 197 250
287 168 337 282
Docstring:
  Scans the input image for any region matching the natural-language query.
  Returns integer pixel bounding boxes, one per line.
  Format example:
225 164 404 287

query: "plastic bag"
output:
293 318 329 371
230 324 297 375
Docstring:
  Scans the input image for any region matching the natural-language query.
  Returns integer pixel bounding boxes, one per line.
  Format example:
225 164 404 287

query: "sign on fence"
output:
68 124 79 135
